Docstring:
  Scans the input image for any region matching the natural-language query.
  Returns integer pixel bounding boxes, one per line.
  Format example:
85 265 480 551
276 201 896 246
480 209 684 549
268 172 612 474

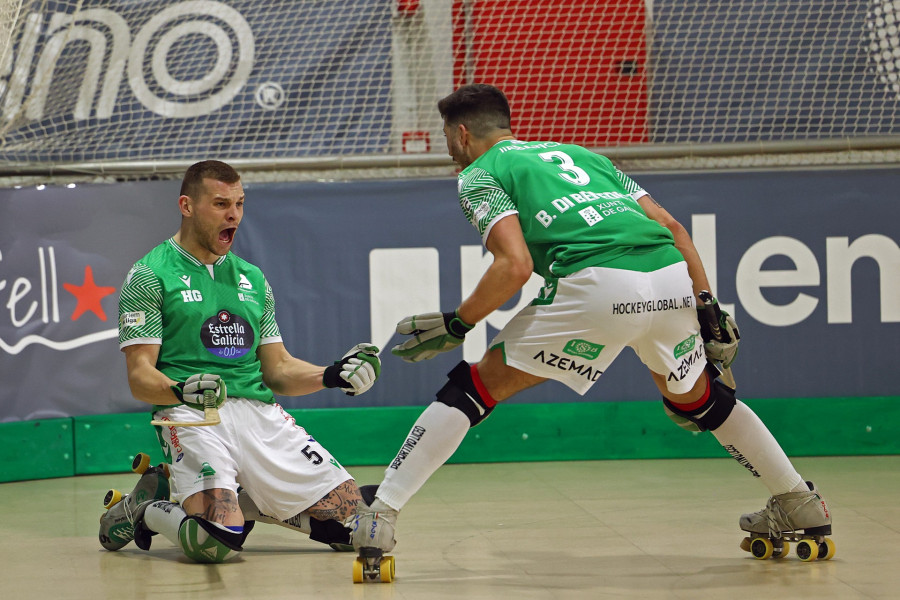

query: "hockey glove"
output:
391 310 474 363
697 304 741 369
323 343 381 396
172 374 227 411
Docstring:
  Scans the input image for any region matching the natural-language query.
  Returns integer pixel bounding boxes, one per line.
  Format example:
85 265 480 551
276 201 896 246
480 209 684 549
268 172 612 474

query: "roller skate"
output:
348 485 397 583
99 453 171 551
739 481 836 561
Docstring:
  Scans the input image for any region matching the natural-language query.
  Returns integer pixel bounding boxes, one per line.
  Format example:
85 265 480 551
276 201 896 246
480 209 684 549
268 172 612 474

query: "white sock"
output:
143 500 188 545
711 400 804 496
375 402 471 511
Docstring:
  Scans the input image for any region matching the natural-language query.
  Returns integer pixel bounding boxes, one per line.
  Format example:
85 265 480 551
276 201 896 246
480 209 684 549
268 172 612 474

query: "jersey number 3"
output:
539 151 590 186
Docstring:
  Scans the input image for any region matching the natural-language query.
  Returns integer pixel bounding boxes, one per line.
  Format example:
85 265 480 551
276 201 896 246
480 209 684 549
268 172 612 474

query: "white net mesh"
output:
0 0 898 180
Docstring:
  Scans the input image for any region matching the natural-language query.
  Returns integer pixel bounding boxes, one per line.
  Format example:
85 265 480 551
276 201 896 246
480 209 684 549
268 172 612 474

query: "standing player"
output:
350 84 832 566
100 160 381 563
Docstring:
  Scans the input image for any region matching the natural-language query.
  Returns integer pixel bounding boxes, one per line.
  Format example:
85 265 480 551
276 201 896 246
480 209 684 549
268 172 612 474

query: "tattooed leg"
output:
182 488 244 527
306 479 362 522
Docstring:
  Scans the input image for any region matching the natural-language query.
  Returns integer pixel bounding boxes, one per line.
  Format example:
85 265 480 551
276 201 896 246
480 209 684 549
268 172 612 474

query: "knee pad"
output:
435 361 496 427
308 517 352 549
663 373 736 433
178 516 244 563
359 484 379 506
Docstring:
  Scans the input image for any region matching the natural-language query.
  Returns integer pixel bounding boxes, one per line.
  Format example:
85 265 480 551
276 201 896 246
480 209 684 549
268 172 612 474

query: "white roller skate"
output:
739 481 835 561
348 485 397 583
99 453 171 551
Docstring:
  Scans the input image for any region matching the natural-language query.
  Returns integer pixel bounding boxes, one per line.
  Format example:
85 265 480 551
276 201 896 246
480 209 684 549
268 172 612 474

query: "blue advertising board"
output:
0 168 898 421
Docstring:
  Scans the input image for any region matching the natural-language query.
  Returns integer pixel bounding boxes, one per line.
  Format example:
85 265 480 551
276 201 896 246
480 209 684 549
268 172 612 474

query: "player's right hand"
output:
172 374 227 410
323 343 381 396
697 307 741 369
391 310 474 362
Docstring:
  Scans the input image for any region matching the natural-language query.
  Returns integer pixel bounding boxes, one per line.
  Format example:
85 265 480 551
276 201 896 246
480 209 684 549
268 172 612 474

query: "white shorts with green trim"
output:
490 262 706 395
153 397 352 520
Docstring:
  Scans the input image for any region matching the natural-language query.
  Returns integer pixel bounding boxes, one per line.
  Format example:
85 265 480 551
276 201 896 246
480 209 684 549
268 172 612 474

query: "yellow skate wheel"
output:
159 463 171 479
750 538 774 560
103 489 123 509
818 538 836 560
773 542 790 558
131 453 151 474
352 558 364 584
380 556 395 583
796 539 818 562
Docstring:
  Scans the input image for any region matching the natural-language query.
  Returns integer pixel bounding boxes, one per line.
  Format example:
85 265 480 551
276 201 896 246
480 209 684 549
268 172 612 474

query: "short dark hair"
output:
437 84 511 137
180 160 241 198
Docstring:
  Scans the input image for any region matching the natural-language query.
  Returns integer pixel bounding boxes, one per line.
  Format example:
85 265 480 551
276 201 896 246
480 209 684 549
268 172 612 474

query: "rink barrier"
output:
1 397 897 483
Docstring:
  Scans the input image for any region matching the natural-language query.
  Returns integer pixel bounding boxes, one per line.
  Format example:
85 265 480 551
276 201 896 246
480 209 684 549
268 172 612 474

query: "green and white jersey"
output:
118 238 282 404
458 140 682 279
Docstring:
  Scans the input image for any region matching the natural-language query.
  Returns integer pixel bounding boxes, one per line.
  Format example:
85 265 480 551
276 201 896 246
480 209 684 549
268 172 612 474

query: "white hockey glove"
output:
391 310 474 363
171 374 227 411
323 343 381 396
703 312 740 368
697 294 741 369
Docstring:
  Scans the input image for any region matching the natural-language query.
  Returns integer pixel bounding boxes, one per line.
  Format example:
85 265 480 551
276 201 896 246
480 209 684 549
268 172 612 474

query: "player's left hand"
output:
323 343 381 396
391 310 474 362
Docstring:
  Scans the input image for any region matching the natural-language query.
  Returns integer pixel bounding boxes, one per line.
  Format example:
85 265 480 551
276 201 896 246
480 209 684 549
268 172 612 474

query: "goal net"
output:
0 0 898 178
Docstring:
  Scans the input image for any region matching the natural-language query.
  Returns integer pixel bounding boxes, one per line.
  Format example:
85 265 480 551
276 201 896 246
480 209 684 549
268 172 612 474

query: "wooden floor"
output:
2 456 898 599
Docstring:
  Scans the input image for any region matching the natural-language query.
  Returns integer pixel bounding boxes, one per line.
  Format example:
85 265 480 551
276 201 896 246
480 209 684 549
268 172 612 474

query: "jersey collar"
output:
167 237 228 268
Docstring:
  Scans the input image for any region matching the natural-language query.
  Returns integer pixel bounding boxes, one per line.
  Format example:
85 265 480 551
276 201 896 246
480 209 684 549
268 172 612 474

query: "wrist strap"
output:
323 363 348 389
446 311 475 338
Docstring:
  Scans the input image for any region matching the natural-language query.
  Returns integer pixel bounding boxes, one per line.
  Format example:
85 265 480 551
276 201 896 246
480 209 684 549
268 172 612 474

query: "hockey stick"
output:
698 290 737 390
150 389 221 427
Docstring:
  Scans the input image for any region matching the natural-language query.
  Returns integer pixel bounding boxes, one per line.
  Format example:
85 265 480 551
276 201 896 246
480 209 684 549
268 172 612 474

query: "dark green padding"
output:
1 397 897 483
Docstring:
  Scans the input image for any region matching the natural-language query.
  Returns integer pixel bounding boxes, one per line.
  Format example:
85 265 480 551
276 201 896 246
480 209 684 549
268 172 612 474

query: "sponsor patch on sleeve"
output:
120 311 146 327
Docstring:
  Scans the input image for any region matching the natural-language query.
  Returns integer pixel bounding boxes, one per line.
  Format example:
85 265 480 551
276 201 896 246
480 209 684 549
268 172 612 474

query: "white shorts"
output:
491 262 706 395
153 398 352 521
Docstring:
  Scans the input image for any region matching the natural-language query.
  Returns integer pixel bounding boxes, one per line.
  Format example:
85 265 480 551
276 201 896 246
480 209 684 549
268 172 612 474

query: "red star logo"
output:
63 265 117 321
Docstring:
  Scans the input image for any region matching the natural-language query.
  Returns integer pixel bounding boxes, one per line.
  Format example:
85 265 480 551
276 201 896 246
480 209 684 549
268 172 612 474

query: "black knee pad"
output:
178 516 246 563
663 374 736 432
187 516 246 551
239 519 255 546
435 361 495 427
308 517 351 547
359 484 379 506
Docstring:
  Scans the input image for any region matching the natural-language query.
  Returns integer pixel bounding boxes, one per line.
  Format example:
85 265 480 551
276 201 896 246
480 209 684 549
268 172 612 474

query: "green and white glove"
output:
323 343 381 396
697 307 741 369
171 374 227 411
391 310 474 363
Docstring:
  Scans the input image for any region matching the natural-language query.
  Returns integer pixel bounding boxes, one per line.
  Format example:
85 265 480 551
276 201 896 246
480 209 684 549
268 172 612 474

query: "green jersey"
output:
458 140 682 279
118 238 281 404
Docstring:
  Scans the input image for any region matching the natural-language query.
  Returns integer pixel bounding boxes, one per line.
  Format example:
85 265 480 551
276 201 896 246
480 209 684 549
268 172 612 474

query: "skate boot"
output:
99 453 171 551
237 488 354 552
348 485 397 583
739 481 835 561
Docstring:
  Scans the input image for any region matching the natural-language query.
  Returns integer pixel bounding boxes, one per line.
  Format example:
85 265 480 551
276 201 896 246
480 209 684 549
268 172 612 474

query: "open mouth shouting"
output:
219 227 237 247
